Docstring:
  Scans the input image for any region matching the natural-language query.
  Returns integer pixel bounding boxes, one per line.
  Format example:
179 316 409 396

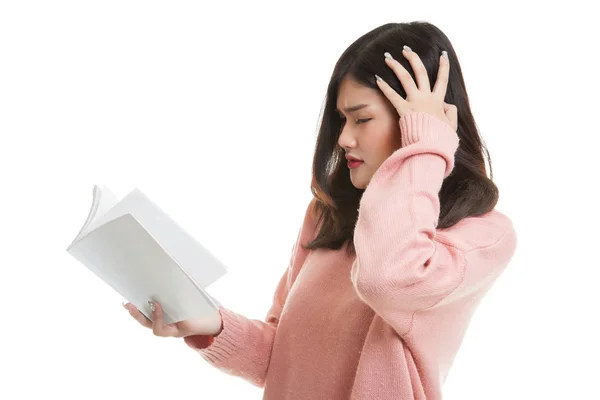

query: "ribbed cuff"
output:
398 111 459 178
183 307 245 367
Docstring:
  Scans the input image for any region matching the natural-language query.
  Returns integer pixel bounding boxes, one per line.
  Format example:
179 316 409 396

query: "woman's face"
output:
336 75 403 189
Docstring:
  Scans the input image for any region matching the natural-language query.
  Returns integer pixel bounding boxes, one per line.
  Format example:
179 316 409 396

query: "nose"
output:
337 123 357 150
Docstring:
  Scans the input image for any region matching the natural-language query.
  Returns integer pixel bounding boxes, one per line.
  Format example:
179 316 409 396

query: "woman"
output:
124 21 517 399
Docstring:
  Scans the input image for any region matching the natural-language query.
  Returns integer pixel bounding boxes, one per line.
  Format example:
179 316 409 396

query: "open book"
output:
66 185 228 325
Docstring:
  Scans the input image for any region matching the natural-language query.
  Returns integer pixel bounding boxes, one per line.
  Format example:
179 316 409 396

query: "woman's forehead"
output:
337 78 383 110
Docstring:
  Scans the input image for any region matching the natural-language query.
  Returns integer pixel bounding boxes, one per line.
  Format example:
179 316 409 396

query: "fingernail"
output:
442 50 448 60
148 300 155 312
403 45 412 52
384 51 393 60
375 74 382 82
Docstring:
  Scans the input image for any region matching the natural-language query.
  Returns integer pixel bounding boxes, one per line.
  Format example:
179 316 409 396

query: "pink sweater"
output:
183 111 518 399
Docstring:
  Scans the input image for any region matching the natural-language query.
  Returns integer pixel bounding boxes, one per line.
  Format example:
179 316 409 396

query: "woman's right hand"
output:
123 300 223 338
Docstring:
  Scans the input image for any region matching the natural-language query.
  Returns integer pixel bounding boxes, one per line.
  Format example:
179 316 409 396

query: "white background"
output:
1 1 598 399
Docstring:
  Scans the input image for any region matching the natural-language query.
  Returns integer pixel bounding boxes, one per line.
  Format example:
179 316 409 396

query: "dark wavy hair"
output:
303 21 499 255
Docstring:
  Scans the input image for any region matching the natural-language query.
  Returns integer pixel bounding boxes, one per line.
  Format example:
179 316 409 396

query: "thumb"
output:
444 102 458 132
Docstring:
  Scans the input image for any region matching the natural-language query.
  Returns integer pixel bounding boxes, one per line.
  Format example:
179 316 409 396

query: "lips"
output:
347 159 363 169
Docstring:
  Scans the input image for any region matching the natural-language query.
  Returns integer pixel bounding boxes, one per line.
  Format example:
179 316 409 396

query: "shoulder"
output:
437 209 517 261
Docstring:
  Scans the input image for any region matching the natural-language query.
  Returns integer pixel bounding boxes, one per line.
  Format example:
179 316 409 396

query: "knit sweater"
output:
183 111 518 399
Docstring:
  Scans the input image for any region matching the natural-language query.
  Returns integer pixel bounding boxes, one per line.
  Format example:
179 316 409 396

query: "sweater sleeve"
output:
182 199 318 388
349 111 514 336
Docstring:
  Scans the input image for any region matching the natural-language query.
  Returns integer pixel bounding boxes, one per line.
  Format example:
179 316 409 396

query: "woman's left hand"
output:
376 46 458 132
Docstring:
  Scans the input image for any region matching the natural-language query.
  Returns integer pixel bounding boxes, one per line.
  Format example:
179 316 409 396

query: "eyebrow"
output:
335 104 370 113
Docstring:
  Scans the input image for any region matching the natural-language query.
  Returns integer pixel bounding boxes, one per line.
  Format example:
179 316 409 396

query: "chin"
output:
350 177 368 190
350 167 370 189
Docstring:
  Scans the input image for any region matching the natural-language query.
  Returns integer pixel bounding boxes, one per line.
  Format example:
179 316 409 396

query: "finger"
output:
375 74 408 117
401 47 431 92
383 52 418 97
433 52 450 101
124 302 153 329
150 301 178 337
444 102 458 132
149 301 166 336
449 105 458 132
124 302 152 327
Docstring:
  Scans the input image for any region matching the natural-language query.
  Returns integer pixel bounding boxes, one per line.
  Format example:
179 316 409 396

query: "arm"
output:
350 111 515 336
183 199 318 387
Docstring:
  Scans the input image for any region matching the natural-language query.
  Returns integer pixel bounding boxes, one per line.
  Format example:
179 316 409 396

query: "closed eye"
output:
340 117 372 125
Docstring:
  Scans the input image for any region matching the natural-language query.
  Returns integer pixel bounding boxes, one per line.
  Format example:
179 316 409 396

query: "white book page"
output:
80 187 228 289
67 213 219 324
67 185 119 250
